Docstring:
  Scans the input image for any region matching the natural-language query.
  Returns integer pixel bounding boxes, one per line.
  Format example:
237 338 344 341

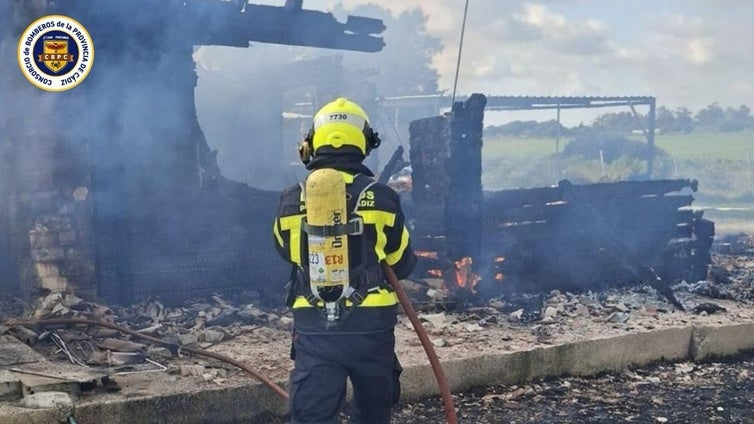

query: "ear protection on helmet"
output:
363 124 382 152
298 123 381 165
298 128 315 165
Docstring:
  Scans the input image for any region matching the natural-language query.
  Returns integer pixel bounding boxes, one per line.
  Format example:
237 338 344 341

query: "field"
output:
482 129 754 234
654 130 754 161
483 129 754 163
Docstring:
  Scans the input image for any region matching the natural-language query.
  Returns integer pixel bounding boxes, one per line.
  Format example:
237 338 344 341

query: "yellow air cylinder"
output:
305 168 350 304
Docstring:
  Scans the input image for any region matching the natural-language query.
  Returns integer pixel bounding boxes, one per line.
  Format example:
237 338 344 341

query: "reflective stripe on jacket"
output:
273 170 416 334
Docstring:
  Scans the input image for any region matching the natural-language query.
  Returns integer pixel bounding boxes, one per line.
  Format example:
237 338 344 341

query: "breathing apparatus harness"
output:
286 97 390 326
286 171 388 326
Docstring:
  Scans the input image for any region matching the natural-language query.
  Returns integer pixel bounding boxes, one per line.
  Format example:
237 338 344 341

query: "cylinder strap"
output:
302 217 364 237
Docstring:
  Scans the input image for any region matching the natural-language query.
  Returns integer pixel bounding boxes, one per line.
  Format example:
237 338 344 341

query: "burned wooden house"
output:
0 0 384 303
0 2 713 307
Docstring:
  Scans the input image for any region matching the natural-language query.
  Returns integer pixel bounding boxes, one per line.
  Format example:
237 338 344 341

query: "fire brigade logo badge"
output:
40 39 72 74
17 15 94 92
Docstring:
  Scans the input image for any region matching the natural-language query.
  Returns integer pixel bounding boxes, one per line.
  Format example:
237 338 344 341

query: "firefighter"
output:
273 97 417 424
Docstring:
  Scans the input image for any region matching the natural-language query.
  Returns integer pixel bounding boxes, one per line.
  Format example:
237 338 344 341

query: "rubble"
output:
18 391 73 411
1 252 754 419
1 289 292 401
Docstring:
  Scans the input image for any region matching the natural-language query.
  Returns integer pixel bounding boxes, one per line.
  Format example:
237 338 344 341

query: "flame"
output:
416 250 440 259
494 257 506 281
454 257 481 292
420 252 505 291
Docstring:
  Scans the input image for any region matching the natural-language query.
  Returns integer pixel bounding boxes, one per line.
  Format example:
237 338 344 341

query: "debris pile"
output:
406 285 673 349
4 291 292 376
678 254 754 304
5 253 750 371
714 233 754 255
1 252 753 419
395 254 750 352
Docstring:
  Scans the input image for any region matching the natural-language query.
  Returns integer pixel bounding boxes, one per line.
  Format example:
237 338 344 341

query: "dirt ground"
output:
392 353 754 423
3 253 754 423
237 350 754 424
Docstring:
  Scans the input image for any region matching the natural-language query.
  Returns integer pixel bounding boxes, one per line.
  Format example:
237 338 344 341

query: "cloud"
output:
433 2 617 98
686 38 712 65
245 0 754 113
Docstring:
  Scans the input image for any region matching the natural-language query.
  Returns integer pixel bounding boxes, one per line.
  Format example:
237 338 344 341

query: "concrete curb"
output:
3 322 754 423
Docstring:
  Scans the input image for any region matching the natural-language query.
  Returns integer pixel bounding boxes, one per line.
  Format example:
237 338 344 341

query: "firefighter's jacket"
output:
273 169 417 334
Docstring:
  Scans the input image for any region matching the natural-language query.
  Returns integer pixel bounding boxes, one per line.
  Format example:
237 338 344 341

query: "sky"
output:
248 0 754 125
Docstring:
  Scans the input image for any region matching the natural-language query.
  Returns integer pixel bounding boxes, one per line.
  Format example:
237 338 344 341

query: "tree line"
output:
486 103 754 138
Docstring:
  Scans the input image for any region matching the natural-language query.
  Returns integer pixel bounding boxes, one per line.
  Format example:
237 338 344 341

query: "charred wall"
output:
1 0 394 305
408 94 486 259
447 94 486 260
77 2 290 303
1 1 290 304
0 1 96 297
408 115 450 240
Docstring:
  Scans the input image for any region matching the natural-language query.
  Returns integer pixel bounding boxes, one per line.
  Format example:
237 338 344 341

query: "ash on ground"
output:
1 248 753 413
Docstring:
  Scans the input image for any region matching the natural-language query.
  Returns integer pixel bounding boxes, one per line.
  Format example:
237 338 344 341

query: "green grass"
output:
481 130 754 233
482 130 754 162
483 135 557 161
653 130 754 161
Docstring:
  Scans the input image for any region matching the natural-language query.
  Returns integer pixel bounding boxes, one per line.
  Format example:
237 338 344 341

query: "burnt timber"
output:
409 94 713 297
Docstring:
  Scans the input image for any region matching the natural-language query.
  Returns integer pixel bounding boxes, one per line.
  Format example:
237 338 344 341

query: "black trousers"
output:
289 330 402 424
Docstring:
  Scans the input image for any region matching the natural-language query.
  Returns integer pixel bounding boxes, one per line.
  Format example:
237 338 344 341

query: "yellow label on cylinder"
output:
305 169 350 288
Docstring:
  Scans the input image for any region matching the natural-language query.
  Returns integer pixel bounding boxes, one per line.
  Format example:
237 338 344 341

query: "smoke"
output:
194 2 442 187
0 1 292 302
0 0 445 302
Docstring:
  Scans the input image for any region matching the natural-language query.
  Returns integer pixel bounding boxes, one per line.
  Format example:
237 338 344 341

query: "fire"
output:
420 253 496 292
494 257 505 281
427 269 443 277
454 257 481 292
415 250 439 259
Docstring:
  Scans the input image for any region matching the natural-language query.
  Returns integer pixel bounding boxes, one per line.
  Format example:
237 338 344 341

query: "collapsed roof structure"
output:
0 0 385 302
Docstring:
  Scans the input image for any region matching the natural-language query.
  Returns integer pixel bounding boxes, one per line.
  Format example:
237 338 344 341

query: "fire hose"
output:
6 267 457 422
4 317 289 400
383 263 458 424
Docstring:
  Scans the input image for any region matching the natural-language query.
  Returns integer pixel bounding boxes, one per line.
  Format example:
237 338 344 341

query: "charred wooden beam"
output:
409 116 450 238
378 145 409 185
447 94 486 260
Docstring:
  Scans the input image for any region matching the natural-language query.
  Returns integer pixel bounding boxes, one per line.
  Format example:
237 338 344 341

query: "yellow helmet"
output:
304 97 381 160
